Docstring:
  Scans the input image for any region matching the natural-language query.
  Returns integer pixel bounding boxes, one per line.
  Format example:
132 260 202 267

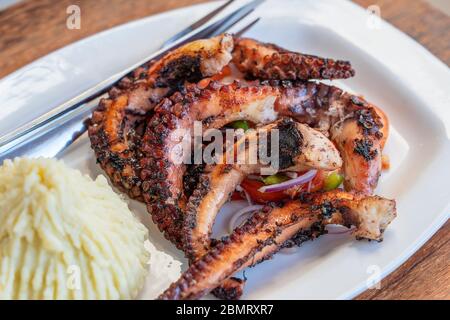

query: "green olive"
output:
262 173 290 185
323 172 344 191
230 120 249 131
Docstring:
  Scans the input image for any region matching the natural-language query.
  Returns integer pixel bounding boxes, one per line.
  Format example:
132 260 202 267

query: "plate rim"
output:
1 0 449 300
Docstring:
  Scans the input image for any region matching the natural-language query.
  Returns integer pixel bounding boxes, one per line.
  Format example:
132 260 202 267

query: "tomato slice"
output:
231 191 244 201
240 179 288 204
240 170 326 204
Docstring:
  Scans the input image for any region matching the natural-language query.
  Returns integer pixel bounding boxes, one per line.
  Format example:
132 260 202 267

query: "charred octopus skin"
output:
233 37 355 80
183 118 342 299
141 80 386 246
86 34 395 301
142 81 283 246
183 118 343 262
272 80 387 194
88 34 359 203
159 190 397 300
88 34 234 200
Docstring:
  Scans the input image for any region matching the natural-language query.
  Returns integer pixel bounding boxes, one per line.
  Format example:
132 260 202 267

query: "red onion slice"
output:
306 179 313 193
258 170 317 193
236 185 253 206
243 189 253 206
228 204 264 233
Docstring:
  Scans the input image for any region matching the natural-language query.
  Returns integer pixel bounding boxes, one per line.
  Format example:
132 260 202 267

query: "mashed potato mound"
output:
0 158 149 299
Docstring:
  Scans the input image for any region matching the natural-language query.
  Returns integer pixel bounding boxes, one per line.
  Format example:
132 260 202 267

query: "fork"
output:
0 0 264 162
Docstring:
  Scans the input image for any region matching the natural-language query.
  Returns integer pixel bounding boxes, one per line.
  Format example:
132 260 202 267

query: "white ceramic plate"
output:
1 0 449 299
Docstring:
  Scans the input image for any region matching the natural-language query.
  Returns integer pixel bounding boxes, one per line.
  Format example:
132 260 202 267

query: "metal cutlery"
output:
0 0 263 162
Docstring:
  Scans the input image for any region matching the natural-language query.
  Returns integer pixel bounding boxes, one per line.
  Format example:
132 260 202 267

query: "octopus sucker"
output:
158 190 397 300
233 37 355 80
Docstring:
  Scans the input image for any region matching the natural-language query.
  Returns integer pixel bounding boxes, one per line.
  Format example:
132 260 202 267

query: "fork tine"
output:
160 0 264 52
161 0 235 48
205 0 264 37
233 17 260 37
0 1 266 160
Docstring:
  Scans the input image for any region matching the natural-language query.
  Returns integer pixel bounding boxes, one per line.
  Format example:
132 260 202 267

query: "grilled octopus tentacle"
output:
184 118 342 262
261 79 387 193
184 118 342 299
142 80 386 247
232 37 355 80
158 190 397 300
141 82 283 246
88 34 234 200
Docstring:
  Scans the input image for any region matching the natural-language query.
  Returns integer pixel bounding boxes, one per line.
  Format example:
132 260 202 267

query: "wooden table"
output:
0 0 448 300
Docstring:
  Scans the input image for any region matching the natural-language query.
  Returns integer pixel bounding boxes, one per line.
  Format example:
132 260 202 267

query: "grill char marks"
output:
181 119 342 299
142 79 386 247
268 117 304 170
88 34 234 205
233 37 355 81
89 35 385 248
182 118 342 260
281 222 325 249
87 35 394 301
211 277 246 300
141 82 282 246
159 190 396 300
183 164 205 199
88 81 149 200
157 55 202 88
141 108 186 246
354 138 378 161
328 97 385 194
272 80 386 194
